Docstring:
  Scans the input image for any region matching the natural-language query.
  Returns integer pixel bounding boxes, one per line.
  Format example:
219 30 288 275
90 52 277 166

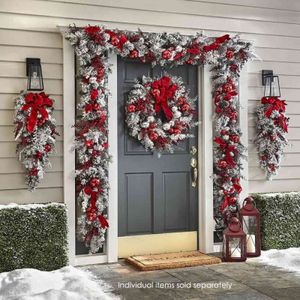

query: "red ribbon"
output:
98 215 109 229
277 114 288 132
22 92 53 133
225 145 237 168
214 138 237 168
84 183 109 229
151 76 177 121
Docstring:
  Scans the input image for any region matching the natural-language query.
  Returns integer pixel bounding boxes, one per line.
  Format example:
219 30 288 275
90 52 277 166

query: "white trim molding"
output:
62 36 76 265
239 66 249 204
107 53 118 263
198 65 214 253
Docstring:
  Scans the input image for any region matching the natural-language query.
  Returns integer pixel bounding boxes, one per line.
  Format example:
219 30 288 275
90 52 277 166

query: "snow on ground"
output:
249 247 300 274
0 266 118 300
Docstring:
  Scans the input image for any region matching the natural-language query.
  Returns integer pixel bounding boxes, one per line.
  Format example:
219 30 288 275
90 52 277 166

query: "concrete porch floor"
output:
81 259 300 300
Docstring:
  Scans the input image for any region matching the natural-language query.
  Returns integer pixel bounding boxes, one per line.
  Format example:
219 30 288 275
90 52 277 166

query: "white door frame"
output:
62 35 248 265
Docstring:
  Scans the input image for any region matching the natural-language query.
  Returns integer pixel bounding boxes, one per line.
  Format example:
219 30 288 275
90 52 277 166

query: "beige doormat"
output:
126 251 221 271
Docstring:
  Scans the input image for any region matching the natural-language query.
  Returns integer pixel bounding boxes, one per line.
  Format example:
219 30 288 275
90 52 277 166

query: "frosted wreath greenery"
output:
126 74 197 153
14 92 58 191
65 24 255 253
254 96 289 180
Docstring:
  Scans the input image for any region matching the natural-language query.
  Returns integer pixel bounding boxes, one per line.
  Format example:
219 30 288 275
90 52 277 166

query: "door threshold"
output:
118 231 197 258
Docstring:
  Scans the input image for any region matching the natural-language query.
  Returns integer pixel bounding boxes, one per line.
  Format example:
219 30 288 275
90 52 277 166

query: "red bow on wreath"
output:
22 92 53 133
151 76 177 121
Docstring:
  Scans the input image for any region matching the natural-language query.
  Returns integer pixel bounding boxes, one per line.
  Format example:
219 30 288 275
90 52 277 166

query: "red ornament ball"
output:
30 167 38 176
270 135 276 141
93 103 100 111
35 151 43 159
85 139 94 148
129 50 139 58
230 135 240 143
182 103 190 112
218 160 228 169
44 144 52 153
149 131 158 141
261 155 267 161
110 35 119 46
87 207 97 221
162 50 172 60
90 178 100 187
226 49 234 60
222 83 232 93
127 104 136 113
177 97 186 106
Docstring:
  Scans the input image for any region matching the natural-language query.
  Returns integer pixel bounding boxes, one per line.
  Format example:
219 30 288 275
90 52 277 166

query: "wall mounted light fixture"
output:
262 70 281 98
26 58 44 91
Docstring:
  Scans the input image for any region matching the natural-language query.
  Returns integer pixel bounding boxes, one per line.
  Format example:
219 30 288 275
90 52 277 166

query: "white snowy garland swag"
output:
126 74 197 153
65 25 256 252
254 96 289 180
14 92 58 191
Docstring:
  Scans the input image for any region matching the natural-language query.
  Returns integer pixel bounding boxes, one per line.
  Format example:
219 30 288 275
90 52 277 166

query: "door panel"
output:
126 173 153 235
118 58 198 238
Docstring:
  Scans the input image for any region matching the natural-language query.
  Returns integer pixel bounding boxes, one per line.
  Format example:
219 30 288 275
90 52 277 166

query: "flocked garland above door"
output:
65 25 256 253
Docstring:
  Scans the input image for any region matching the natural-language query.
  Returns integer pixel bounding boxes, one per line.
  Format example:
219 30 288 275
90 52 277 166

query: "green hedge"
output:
0 203 68 272
252 192 300 250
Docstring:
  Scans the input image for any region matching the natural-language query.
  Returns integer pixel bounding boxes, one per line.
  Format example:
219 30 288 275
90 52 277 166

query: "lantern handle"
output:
228 217 242 232
243 197 256 211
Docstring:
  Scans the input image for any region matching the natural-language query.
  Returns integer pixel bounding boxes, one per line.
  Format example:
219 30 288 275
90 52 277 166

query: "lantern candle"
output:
246 234 256 253
231 247 241 258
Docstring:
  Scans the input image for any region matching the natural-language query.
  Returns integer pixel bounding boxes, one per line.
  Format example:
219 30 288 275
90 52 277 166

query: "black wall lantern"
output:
262 70 281 98
26 58 44 91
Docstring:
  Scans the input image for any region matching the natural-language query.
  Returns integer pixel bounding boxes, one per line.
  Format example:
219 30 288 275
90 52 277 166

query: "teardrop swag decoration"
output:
14 92 58 191
65 25 256 253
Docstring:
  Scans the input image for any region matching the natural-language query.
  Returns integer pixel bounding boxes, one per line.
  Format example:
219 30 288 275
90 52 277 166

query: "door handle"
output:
192 167 198 188
190 147 198 188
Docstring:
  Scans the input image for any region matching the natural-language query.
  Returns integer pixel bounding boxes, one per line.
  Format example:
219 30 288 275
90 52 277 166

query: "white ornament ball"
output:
147 116 155 122
174 111 182 118
163 123 171 131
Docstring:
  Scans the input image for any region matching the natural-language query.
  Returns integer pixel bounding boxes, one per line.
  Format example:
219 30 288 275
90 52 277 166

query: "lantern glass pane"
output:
243 216 257 253
29 65 43 90
264 76 280 98
222 234 226 256
229 237 241 258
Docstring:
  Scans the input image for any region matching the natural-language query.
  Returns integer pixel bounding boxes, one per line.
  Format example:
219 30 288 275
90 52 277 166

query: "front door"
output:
117 58 199 257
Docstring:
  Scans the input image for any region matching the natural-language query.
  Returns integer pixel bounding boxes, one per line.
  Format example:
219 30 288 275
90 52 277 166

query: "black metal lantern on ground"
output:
262 70 281 98
239 197 261 257
222 217 247 262
26 58 44 91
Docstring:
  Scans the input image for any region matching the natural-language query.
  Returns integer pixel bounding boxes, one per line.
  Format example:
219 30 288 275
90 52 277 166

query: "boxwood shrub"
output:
0 203 68 272
252 192 300 250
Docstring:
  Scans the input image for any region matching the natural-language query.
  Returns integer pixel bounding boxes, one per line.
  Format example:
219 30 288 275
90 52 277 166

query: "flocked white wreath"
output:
125 74 197 153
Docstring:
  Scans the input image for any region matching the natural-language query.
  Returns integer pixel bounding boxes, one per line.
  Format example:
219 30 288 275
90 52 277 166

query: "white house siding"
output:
0 0 299 204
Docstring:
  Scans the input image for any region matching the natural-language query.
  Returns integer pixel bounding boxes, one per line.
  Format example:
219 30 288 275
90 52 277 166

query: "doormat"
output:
126 251 221 271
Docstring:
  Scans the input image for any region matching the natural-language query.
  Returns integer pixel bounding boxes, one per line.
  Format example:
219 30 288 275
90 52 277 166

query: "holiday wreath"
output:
126 74 197 153
14 92 58 190
65 25 256 252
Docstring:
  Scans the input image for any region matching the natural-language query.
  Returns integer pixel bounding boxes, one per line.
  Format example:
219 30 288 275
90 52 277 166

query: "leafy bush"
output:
0 203 68 272
252 192 300 250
